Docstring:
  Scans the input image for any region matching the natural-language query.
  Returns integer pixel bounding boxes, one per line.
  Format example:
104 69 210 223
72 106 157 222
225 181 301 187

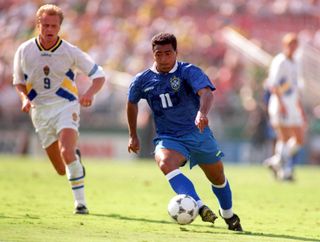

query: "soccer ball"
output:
167 194 199 225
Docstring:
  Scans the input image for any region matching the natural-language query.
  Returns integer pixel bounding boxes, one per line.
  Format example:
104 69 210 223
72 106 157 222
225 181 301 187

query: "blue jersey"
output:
128 61 215 136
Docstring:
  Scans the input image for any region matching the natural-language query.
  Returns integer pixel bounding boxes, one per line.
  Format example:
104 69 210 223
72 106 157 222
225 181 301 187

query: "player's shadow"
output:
90 213 319 242
90 213 171 224
185 227 320 242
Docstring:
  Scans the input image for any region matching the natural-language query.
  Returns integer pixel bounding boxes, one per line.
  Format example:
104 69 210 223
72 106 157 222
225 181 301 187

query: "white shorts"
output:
268 95 303 126
30 101 80 148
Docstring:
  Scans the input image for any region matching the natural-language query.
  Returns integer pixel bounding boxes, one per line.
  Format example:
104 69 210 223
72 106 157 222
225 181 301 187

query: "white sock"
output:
274 140 286 165
220 208 233 219
197 200 204 208
66 159 86 207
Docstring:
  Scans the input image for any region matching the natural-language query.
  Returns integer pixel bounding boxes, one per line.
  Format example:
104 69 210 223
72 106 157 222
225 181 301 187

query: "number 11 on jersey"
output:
159 93 173 108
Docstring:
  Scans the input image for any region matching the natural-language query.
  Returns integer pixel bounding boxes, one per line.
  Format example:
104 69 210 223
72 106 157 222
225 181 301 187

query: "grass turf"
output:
0 155 319 242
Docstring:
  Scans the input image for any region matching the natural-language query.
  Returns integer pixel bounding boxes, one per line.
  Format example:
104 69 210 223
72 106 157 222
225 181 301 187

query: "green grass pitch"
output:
0 154 319 242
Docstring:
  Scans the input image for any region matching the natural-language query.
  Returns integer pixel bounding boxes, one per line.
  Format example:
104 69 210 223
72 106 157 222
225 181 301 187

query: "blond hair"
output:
36 4 64 25
282 32 298 46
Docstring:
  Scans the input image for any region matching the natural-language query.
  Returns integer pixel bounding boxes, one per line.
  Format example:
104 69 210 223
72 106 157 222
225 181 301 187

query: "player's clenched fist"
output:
128 136 140 153
21 97 32 113
195 111 209 133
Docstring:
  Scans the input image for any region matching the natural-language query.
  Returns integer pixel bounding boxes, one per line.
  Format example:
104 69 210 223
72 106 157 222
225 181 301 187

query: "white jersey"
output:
266 53 303 126
13 36 105 106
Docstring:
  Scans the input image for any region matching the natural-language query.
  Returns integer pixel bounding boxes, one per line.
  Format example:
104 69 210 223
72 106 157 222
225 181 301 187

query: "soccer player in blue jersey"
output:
127 32 242 231
13 4 105 214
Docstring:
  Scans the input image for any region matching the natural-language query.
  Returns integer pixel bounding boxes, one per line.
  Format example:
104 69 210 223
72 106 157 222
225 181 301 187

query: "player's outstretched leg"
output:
212 179 243 231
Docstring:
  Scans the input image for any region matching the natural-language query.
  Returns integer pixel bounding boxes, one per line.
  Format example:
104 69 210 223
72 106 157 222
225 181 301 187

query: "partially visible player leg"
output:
263 139 284 178
265 114 290 179
75 148 85 176
46 141 66 175
59 128 88 214
281 127 304 180
200 161 242 231
272 126 294 180
265 125 291 179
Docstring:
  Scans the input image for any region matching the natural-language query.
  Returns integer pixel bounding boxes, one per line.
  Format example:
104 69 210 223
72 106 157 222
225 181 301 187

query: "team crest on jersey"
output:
170 76 181 91
43 65 50 76
72 112 78 122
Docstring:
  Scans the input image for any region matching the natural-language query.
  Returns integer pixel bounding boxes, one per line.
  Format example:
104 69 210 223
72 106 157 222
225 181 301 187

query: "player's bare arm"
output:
79 77 105 107
126 101 140 153
15 84 32 113
195 87 213 132
273 87 287 117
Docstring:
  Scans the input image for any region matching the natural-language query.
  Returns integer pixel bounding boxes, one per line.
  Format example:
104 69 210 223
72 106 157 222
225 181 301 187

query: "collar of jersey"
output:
150 61 178 74
35 36 62 52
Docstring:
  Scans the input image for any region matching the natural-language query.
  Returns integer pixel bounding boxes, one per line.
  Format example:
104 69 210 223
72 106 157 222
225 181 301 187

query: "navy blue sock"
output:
211 179 232 210
292 148 302 165
166 169 200 202
284 156 294 173
284 148 302 175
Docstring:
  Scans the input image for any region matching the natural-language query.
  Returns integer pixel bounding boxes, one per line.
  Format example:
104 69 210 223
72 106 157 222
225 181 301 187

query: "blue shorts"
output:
153 127 224 169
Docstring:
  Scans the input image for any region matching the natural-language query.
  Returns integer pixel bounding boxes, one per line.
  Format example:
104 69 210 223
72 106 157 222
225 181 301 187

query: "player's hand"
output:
79 93 94 107
21 97 32 113
128 136 140 154
195 111 208 133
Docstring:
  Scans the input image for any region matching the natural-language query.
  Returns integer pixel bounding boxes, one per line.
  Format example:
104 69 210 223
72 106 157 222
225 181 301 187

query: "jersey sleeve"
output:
185 65 215 94
72 46 105 80
128 75 142 104
12 45 24 85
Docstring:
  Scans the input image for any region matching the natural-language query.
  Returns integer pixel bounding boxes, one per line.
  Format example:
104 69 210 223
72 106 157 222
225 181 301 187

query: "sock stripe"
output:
72 185 84 190
166 169 181 181
211 178 227 188
71 179 84 186
69 175 85 181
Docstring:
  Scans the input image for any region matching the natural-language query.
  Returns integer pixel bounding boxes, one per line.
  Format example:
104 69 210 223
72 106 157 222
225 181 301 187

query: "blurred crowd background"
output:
1 0 320 163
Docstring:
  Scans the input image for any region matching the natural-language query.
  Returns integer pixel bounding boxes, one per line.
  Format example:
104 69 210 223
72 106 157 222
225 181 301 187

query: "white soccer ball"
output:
167 194 199 225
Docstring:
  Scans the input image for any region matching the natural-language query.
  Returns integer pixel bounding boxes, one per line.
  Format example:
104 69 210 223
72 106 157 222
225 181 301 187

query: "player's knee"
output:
211 173 226 186
157 159 179 174
60 146 76 163
157 160 168 173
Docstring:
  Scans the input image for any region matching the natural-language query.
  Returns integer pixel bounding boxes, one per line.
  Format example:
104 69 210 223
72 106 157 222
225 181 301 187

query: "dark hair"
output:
151 33 177 51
